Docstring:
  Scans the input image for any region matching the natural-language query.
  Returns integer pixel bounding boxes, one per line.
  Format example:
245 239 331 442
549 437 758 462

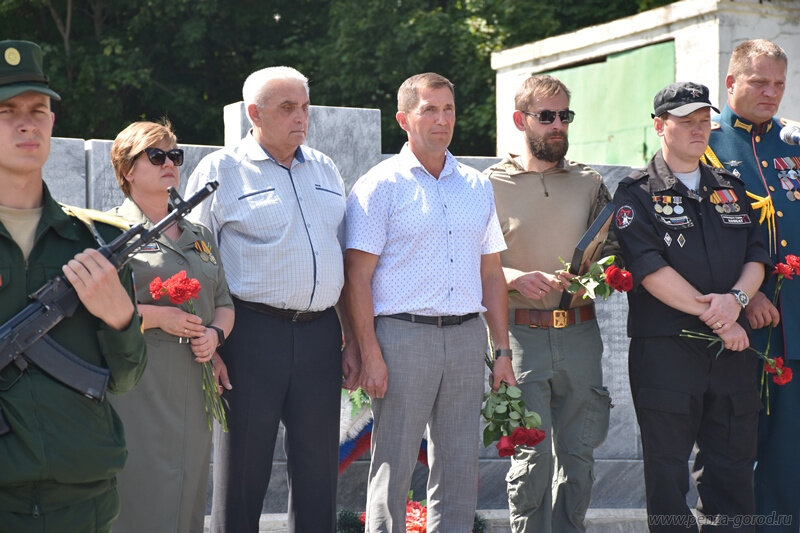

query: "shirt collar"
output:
500 154 567 177
41 183 83 241
243 130 307 167
115 197 197 240
399 143 457 179
644 150 734 196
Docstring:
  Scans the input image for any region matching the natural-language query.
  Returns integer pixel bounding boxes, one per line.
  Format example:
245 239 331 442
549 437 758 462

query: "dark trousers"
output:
630 336 761 533
209 302 342 533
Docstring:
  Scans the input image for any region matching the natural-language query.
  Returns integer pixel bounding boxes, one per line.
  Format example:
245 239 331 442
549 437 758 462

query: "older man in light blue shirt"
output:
344 72 516 533
185 66 355 533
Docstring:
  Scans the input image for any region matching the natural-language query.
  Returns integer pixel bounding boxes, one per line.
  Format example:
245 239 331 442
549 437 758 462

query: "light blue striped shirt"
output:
185 133 345 311
346 144 506 316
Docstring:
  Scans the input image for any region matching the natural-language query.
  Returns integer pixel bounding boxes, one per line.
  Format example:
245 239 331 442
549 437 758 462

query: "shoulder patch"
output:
60 204 131 231
615 205 635 229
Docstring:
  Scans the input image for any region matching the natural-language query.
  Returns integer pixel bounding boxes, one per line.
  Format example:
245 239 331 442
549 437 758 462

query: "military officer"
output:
703 38 800 531
613 82 770 531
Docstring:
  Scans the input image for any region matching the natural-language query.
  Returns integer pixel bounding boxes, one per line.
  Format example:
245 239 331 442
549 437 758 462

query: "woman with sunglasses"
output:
107 120 234 533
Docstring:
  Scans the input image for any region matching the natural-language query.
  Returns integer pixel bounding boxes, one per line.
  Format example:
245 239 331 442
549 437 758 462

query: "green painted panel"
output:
544 41 675 166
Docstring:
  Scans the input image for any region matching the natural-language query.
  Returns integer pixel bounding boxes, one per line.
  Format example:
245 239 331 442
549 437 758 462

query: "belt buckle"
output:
178 336 190 344
292 311 302 323
437 316 444 328
552 310 568 329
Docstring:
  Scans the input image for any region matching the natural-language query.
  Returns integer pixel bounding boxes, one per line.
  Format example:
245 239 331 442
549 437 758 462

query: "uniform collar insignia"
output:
733 119 753 133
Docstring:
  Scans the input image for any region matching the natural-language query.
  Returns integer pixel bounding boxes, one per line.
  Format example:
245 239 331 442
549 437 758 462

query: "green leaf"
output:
505 385 522 399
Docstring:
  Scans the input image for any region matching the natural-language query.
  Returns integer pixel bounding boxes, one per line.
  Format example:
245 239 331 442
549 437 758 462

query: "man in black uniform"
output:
612 82 771 532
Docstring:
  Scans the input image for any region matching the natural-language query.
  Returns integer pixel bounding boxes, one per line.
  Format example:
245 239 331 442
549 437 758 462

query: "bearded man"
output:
484 75 615 533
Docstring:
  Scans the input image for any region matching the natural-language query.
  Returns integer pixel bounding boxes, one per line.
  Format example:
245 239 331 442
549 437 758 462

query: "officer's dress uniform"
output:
0 186 147 532
705 105 800 531
613 150 771 531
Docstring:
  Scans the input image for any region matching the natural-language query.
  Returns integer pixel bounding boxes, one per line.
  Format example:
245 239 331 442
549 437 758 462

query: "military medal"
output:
673 196 684 215
662 196 673 215
710 191 724 212
652 196 663 213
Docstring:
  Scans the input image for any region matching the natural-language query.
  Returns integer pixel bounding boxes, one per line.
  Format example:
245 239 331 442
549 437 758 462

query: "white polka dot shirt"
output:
346 144 506 316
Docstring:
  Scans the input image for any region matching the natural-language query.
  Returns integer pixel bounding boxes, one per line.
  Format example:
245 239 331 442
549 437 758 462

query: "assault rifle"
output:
0 183 218 412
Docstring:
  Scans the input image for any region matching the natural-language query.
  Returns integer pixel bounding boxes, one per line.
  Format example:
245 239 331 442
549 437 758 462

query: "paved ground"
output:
204 508 650 532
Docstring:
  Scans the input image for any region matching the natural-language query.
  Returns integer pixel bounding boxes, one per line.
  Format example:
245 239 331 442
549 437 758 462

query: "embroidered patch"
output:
721 214 752 225
664 233 672 246
656 214 694 228
678 234 686 247
616 205 634 229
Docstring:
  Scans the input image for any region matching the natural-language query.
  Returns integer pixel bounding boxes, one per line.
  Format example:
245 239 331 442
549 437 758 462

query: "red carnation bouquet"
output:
681 255 797 413
150 270 228 431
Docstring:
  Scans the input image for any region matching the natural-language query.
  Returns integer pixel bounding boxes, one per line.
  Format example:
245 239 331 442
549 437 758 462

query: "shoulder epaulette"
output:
779 117 800 128
60 204 131 231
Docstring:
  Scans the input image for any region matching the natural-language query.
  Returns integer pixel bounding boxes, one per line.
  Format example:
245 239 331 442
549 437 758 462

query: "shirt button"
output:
769 185 776 192
762 160 769 168
781 239 788 247
298 196 303 201
777 211 784 217
307 223 311 228
755 136 761 143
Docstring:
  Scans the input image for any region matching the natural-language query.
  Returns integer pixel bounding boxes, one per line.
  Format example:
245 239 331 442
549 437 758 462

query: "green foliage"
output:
481 382 541 447
1 0 679 153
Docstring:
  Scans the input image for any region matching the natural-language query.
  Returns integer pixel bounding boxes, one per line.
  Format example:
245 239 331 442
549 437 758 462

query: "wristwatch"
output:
729 289 749 309
208 325 226 348
494 348 513 360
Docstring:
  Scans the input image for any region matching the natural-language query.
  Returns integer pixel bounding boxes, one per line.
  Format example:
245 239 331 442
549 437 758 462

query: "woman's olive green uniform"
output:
109 199 233 533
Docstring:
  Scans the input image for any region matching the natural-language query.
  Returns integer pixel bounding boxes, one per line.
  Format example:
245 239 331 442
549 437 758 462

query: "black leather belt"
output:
233 297 327 323
385 312 479 328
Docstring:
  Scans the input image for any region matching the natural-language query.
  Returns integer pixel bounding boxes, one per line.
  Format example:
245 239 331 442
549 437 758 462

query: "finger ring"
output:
714 321 722 329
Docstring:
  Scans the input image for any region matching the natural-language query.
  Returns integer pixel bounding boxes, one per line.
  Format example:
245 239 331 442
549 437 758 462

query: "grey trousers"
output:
506 318 610 533
365 316 487 533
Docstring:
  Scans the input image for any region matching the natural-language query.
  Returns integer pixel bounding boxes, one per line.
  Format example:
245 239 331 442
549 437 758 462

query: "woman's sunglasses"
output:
137 147 184 166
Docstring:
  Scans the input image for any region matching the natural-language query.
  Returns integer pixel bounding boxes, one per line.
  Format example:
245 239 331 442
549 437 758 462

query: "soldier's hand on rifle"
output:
61 248 135 331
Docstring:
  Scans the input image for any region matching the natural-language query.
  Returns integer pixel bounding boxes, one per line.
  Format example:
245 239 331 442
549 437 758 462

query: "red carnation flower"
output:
785 254 800 275
774 366 793 386
774 262 794 280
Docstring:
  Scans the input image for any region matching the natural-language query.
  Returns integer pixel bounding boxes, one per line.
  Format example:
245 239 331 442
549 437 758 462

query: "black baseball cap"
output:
651 82 717 119
0 40 61 103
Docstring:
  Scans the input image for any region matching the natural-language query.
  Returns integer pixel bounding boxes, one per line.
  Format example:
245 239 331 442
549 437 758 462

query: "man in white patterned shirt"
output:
344 72 516 532
184 66 356 533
